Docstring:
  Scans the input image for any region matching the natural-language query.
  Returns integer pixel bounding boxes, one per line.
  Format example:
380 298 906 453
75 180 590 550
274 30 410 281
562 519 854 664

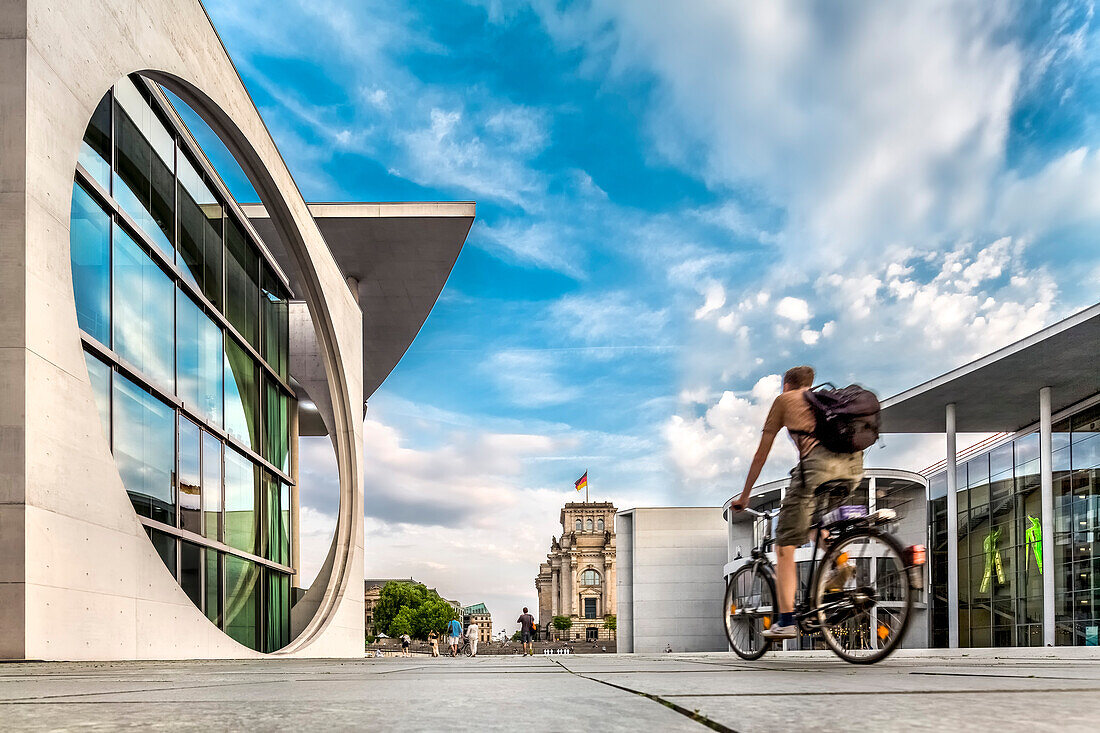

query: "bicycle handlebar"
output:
739 506 778 519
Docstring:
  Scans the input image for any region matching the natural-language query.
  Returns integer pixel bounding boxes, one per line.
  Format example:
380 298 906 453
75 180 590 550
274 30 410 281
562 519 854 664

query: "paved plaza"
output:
2 650 1099 731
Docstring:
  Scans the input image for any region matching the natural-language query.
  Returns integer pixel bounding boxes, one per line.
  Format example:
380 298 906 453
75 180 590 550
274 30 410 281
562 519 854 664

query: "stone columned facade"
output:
536 502 616 641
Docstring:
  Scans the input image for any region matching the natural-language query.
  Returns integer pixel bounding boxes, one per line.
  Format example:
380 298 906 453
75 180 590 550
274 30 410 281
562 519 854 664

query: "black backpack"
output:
803 383 881 453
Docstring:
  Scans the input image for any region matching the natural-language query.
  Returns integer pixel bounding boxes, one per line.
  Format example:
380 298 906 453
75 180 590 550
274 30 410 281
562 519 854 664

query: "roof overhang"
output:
241 201 475 405
879 303 1100 433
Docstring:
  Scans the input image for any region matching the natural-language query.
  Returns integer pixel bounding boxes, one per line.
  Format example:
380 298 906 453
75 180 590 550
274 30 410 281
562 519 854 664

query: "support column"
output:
550 566 559 617
946 403 959 649
1040 387 1056 647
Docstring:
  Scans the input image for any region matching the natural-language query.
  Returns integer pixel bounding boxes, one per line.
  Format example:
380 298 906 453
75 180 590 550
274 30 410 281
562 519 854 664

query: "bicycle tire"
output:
723 563 776 660
813 527 913 665
462 640 473 657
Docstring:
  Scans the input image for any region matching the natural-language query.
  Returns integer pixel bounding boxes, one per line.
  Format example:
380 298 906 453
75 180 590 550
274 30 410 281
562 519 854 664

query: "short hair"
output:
523 607 528 613
783 366 814 389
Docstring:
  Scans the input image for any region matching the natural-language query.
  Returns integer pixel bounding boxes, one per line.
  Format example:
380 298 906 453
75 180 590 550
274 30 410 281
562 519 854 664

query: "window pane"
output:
225 555 261 651
70 183 111 343
224 447 258 555
224 338 259 451
263 380 289 472
83 350 111 439
177 152 224 308
113 373 175 524
113 223 175 390
178 417 201 534
263 472 287 564
79 92 112 190
176 290 224 425
266 571 290 652
203 432 223 542
261 264 288 378
180 541 203 610
147 527 177 578
113 79 174 258
206 549 222 627
281 482 291 569
225 218 259 347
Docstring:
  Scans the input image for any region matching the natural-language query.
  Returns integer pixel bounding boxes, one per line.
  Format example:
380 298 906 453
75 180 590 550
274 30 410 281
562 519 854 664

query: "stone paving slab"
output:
2 652 1100 731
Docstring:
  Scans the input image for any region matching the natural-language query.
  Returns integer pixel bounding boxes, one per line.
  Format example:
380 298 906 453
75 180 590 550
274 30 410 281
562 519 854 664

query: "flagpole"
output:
586 469 589 503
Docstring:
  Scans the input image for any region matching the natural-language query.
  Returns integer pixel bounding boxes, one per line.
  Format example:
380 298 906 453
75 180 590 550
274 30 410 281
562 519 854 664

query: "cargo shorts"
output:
774 445 864 547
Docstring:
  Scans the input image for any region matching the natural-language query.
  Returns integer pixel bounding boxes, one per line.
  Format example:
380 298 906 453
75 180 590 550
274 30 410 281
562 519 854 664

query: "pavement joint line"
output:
658 686 1100 697
908 671 1088 680
549 659 740 733
0 677 294 704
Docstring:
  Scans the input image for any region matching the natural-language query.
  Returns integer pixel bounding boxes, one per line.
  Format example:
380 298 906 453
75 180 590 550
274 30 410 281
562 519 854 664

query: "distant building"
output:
463 603 493 643
536 501 617 641
363 578 418 636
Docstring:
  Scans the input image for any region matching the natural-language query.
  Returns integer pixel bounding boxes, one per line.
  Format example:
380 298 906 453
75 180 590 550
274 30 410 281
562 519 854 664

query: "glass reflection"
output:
224 338 259 451
83 350 111 439
113 77 175 258
70 184 111 344
176 290 223 425
206 548 222 627
202 431 222 543
113 223 174 390
177 152 224 308
224 447 258 555
79 92 112 190
179 417 202 534
225 218 259 347
225 555 260 650
113 373 174 524
180 541 203 609
263 380 289 472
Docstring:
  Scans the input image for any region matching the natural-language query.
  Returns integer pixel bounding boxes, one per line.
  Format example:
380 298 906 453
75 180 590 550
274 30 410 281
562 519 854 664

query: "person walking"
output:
517 607 536 656
447 617 462 657
400 633 411 657
428 630 439 657
466 619 479 657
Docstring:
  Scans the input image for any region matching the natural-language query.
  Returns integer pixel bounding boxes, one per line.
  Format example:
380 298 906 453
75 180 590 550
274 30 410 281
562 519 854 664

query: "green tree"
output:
511 630 521 642
551 614 572 641
603 615 616 631
374 581 458 640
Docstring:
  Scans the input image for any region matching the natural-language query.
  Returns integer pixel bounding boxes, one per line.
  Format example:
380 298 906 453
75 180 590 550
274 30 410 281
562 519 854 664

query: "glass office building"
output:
71 76 293 652
927 399 1100 647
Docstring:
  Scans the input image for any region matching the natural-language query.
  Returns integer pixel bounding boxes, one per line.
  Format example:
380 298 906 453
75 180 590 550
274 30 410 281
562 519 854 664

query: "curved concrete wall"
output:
0 0 364 659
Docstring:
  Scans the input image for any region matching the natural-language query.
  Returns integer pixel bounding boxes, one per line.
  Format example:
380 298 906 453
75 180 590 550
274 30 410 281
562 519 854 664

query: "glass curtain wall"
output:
69 77 295 653
1054 403 1100 645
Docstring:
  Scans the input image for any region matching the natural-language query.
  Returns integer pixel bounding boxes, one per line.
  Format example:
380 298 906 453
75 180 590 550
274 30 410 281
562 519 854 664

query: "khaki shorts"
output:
775 446 864 547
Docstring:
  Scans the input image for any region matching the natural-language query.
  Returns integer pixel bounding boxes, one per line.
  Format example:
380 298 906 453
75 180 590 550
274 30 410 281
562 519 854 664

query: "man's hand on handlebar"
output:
731 490 751 512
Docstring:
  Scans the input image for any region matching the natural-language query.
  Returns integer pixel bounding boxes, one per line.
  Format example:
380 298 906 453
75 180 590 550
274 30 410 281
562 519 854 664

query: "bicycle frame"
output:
741 506 829 630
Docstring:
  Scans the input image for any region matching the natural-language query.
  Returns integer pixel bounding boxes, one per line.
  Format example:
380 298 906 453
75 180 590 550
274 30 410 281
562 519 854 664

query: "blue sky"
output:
193 0 1100 631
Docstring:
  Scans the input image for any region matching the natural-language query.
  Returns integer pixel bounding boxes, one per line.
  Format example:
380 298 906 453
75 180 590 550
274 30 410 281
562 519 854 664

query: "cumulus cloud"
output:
775 296 811 323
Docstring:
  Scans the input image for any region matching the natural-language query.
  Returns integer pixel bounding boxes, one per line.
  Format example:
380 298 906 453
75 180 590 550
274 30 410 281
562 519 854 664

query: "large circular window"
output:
70 75 297 653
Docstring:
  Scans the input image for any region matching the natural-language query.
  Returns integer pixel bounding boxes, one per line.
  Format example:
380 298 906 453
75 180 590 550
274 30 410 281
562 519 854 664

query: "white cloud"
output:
694 282 727 320
775 296 811 323
484 350 582 408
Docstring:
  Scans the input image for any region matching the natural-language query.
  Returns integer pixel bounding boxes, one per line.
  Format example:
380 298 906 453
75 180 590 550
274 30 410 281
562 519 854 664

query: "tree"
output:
510 630 521 642
603 615 616 631
373 581 458 640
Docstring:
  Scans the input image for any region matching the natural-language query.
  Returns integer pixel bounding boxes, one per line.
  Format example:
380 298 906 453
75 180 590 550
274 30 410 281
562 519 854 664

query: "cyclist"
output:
731 365 863 640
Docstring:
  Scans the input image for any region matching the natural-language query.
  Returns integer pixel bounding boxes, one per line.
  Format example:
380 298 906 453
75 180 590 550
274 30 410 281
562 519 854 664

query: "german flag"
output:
575 472 588 492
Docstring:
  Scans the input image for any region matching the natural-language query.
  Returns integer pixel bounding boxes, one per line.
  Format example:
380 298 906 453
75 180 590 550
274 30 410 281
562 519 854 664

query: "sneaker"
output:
762 624 798 640
824 559 856 591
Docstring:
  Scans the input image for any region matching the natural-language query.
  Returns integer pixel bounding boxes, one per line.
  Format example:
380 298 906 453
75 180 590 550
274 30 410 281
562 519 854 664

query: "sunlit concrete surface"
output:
3 650 1100 731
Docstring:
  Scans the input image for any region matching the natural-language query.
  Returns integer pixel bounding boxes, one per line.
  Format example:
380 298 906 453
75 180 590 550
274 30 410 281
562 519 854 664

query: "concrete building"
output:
536 502 617 641
881 302 1099 649
0 0 471 659
462 603 493 644
615 507 729 653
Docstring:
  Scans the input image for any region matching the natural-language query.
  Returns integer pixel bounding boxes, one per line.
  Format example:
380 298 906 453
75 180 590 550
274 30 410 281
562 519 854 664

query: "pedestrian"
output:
466 619 479 657
517 607 536 656
447 617 463 657
428 630 439 657
400 633 411 657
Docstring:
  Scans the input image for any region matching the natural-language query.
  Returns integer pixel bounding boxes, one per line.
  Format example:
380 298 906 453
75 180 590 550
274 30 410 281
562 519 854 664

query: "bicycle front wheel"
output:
813 528 913 664
463 642 473 657
724 563 776 660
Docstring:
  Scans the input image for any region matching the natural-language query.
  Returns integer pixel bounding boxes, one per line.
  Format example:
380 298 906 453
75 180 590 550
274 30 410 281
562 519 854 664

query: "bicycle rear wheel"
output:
463 641 473 657
724 563 776 660
813 528 912 664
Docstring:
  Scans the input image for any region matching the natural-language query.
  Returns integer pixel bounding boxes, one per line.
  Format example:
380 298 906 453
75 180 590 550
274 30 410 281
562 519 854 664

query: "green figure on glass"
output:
1025 515 1043 574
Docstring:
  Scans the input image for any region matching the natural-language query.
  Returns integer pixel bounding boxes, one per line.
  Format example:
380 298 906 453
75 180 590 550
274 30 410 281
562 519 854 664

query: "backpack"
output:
803 383 880 453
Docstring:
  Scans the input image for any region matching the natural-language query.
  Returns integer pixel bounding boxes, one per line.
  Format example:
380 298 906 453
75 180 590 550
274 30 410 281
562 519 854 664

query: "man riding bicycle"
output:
731 365 863 640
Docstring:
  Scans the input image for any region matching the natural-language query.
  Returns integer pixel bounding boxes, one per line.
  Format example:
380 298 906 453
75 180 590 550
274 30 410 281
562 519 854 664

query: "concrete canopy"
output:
241 202 474 402
880 303 1100 433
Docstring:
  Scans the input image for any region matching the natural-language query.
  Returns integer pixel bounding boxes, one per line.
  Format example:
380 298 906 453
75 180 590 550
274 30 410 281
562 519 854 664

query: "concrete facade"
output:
615 507 729 654
536 502 617 641
0 0 467 660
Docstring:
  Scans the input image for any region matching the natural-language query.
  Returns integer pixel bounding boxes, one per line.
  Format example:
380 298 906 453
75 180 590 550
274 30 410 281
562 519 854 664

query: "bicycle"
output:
723 479 925 664
459 635 474 658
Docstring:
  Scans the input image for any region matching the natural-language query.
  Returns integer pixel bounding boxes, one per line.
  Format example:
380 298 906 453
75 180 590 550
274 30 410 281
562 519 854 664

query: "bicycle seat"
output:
814 479 851 498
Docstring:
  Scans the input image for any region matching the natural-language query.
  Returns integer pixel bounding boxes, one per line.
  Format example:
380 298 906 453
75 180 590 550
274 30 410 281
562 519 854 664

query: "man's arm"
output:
732 398 783 509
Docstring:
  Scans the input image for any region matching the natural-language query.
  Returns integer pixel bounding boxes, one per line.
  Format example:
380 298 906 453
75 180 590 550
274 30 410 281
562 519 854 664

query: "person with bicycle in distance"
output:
731 365 864 641
447 617 463 657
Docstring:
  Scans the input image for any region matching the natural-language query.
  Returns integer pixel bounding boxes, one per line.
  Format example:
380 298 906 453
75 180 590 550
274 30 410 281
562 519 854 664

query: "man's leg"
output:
775 544 797 614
